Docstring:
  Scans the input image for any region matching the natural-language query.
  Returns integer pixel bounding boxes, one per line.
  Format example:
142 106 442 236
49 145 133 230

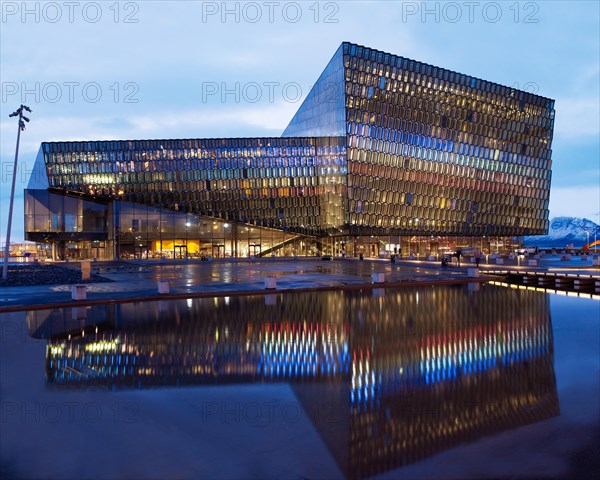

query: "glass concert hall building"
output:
25 42 555 260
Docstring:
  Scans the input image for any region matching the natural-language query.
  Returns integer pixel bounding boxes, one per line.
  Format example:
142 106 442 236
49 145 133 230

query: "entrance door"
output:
91 240 105 260
174 245 187 259
249 244 261 257
212 245 224 258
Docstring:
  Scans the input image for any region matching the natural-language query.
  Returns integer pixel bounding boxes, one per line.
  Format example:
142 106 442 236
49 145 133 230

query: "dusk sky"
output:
1 0 598 243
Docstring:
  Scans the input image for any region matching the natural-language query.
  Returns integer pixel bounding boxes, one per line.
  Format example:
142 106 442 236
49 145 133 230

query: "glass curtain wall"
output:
40 137 346 238
24 189 109 260
343 42 554 237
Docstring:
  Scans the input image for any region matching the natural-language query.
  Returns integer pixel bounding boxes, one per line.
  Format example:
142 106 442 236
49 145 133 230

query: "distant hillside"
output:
524 217 600 248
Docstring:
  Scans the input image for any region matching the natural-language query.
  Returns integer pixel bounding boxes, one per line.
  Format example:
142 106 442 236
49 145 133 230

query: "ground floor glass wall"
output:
27 194 521 260
114 200 318 260
51 233 520 262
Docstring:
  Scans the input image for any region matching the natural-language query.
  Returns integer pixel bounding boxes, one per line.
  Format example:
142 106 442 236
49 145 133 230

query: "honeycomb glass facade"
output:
25 42 555 259
345 44 554 237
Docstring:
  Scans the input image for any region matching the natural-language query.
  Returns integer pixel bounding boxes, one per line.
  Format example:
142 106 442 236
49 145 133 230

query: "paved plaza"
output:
1 254 598 312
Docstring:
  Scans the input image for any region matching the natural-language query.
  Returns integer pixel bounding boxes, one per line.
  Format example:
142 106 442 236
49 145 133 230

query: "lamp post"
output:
586 230 589 250
185 221 191 259
2 105 32 281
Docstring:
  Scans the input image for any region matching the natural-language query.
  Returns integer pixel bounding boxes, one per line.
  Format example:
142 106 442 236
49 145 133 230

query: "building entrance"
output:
174 245 187 259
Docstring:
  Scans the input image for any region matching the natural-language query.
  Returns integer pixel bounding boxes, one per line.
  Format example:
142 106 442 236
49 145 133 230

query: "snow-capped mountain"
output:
524 217 600 247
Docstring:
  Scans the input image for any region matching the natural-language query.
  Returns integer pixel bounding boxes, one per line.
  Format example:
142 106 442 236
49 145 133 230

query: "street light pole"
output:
2 105 32 281
586 230 589 250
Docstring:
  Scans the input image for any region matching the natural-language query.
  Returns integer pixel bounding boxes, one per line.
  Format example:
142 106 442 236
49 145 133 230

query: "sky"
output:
1 0 599 243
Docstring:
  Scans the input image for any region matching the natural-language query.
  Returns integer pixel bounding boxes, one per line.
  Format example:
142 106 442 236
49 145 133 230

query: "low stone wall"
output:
0 265 111 287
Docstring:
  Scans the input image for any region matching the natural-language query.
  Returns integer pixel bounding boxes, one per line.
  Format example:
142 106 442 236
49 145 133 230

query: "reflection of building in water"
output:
32 292 351 386
343 290 557 479
34 286 558 479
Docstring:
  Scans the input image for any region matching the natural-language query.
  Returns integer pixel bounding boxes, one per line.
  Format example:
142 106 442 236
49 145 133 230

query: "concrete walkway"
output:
1 255 597 312
0 257 481 311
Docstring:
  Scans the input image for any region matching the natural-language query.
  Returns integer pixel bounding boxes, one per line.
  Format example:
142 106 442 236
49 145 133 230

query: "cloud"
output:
554 95 600 139
0 101 300 159
553 62 600 140
549 186 600 220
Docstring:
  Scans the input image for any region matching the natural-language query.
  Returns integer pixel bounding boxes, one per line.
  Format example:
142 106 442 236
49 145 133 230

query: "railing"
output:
481 269 600 293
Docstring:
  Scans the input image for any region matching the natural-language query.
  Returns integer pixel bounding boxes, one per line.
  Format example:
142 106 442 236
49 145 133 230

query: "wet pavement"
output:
1 255 598 311
0 258 474 311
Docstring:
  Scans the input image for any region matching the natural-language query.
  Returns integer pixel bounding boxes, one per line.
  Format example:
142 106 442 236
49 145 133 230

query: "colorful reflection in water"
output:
28 285 558 479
